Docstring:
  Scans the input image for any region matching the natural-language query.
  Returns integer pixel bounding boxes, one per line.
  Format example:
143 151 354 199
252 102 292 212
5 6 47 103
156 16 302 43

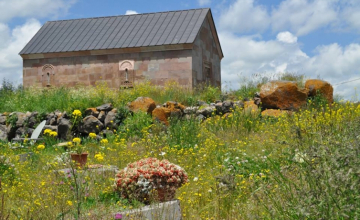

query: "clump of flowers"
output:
43 129 57 137
68 137 85 154
94 152 104 162
43 129 52 135
72 110 82 118
115 158 188 202
37 144 45 150
100 139 108 145
88 132 96 139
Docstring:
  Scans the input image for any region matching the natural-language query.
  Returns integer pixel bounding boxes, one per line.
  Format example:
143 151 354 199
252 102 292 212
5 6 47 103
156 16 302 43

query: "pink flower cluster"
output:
115 158 188 198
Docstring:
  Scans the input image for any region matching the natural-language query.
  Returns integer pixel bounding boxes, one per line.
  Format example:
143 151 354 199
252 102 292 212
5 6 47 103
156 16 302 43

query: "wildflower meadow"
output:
0 78 359 219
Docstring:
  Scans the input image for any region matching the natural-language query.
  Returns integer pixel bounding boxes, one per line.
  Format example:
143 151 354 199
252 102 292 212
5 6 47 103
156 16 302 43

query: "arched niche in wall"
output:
41 64 55 87
119 60 134 88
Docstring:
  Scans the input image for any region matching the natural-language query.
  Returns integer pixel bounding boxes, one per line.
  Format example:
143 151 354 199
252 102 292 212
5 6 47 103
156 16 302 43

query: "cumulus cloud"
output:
219 0 270 33
0 0 76 22
276 31 297 43
219 31 360 99
271 0 338 36
0 19 41 84
198 0 211 6
125 10 138 15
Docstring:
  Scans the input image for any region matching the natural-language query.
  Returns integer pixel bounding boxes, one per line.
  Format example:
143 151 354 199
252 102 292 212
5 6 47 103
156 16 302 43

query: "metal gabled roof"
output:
20 8 211 55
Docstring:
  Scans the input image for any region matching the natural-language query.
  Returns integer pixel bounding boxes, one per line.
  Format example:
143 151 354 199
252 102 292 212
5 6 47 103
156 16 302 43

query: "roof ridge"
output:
46 8 210 23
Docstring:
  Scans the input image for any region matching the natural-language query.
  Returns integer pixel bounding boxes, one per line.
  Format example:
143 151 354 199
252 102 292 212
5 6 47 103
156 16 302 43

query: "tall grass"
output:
0 77 359 219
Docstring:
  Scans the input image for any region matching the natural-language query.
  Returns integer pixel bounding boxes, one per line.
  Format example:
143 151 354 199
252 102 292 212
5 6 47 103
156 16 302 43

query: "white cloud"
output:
271 0 338 36
198 0 211 6
219 31 360 99
125 10 138 15
0 19 41 84
0 0 76 22
219 0 270 33
276 31 297 43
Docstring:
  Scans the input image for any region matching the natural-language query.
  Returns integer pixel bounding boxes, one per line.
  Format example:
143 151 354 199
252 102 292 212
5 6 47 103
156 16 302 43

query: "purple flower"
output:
115 213 122 219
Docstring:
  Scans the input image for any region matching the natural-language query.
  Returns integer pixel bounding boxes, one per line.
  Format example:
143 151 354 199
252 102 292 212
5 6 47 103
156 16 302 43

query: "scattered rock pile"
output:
0 79 333 142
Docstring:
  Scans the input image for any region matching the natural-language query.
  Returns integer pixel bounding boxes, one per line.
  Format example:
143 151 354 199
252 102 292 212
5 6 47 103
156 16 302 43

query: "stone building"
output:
19 8 223 89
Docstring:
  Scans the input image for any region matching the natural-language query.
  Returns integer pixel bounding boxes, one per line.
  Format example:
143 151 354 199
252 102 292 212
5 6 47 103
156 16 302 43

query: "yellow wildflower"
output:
72 110 82 117
89 133 97 139
100 139 108 145
50 131 58 137
37 144 45 150
66 200 73 206
73 137 81 144
43 129 52 135
94 152 104 162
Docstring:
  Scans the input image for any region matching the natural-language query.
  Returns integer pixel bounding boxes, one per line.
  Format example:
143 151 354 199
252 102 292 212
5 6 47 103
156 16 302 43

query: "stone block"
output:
114 200 181 220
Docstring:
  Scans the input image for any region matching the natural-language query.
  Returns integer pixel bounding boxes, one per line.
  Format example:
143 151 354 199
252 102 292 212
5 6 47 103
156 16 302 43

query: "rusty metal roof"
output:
20 8 212 55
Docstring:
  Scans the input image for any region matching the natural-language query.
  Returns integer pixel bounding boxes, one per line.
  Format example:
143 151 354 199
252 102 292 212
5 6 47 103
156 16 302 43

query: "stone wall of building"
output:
192 16 221 88
23 50 193 88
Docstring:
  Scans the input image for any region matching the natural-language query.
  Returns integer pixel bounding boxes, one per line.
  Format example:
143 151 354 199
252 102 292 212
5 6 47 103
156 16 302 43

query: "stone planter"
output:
114 200 181 220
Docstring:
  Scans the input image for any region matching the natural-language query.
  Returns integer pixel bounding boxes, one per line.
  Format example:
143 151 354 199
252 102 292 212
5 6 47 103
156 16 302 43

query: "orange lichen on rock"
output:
128 97 156 114
244 101 259 112
261 109 291 117
305 79 333 103
152 107 171 125
260 81 308 110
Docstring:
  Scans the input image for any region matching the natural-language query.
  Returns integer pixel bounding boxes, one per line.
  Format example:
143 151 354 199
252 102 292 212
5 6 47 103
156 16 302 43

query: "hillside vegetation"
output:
0 77 359 219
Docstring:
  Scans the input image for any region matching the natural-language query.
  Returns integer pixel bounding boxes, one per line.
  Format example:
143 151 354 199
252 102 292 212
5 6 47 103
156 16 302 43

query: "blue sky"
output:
1 0 360 100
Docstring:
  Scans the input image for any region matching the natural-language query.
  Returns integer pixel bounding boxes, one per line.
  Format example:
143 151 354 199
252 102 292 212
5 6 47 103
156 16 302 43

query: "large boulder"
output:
58 118 72 140
78 116 104 134
305 79 333 103
128 97 156 114
152 107 171 125
260 81 308 110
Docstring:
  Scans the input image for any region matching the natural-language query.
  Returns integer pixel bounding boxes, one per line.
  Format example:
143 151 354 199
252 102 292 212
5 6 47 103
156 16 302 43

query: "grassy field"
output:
0 79 359 219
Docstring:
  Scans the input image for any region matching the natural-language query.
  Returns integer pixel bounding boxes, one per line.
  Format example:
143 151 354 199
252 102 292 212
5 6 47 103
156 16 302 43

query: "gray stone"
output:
58 118 72 140
84 108 99 117
196 106 216 117
196 114 206 121
114 200 181 220
234 101 244 109
15 127 34 139
104 111 117 130
14 112 27 128
96 103 113 112
0 124 7 141
97 111 106 122
197 100 207 106
78 116 104 134
254 97 261 105
27 116 37 128
43 125 58 132
0 116 6 125
183 106 199 114
49 118 57 126
101 129 114 137
215 101 234 114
